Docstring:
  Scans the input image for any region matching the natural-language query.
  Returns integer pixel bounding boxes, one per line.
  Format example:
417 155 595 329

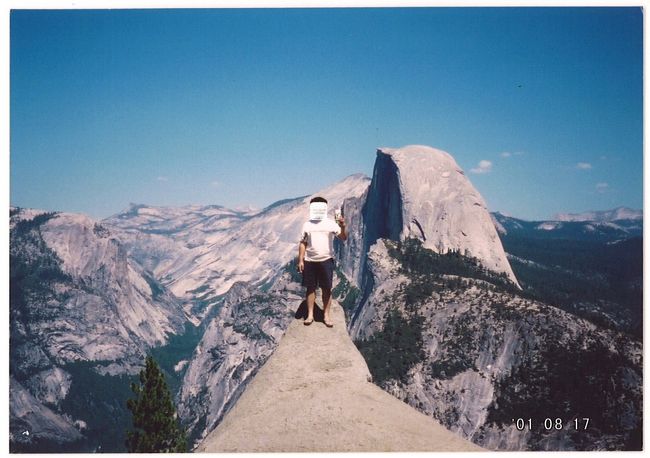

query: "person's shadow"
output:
294 300 325 322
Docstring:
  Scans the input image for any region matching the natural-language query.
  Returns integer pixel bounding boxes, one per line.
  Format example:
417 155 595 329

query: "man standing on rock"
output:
297 196 347 327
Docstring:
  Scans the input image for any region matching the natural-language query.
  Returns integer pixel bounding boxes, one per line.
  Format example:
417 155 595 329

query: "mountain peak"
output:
197 302 482 452
365 145 518 285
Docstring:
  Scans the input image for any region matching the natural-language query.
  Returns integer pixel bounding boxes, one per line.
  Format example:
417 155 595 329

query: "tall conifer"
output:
125 356 187 452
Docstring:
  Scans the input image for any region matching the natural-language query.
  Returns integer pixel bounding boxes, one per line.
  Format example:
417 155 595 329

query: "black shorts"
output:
302 258 335 291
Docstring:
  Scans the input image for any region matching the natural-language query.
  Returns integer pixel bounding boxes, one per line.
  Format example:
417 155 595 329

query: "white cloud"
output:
500 151 525 158
157 176 168 182
210 180 221 188
470 160 493 174
596 182 609 193
576 162 592 170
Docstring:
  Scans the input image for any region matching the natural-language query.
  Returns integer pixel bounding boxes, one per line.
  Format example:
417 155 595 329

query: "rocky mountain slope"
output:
9 208 187 451
553 206 642 223
10 376 83 449
176 267 303 446
491 211 642 242
491 211 642 337
197 301 483 452
341 146 641 451
350 238 642 451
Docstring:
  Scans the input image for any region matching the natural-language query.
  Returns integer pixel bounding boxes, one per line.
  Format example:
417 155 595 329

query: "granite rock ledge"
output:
197 301 484 452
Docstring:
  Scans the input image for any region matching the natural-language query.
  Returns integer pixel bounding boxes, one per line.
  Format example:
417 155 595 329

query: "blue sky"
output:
10 7 643 220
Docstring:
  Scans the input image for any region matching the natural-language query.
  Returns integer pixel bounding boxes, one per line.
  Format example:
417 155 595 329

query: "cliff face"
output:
363 146 518 285
333 186 368 286
177 270 303 446
348 144 521 341
196 301 483 453
37 212 187 355
11 209 186 366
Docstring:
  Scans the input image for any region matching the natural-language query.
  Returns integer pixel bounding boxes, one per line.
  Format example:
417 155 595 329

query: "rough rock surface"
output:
177 274 303 446
364 146 517 285
348 238 642 451
197 301 483 453
11 209 186 365
10 377 82 448
9 208 187 448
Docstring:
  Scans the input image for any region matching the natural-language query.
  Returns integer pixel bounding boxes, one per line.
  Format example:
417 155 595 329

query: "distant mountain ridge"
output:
491 211 642 242
553 206 642 222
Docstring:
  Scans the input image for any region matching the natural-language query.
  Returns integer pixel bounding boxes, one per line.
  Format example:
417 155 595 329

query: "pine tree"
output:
125 355 187 452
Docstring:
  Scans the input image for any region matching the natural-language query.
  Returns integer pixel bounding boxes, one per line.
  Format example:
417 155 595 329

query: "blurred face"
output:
309 202 328 220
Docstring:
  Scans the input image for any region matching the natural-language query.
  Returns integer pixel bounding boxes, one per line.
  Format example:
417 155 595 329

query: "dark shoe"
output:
324 319 334 328
304 317 314 325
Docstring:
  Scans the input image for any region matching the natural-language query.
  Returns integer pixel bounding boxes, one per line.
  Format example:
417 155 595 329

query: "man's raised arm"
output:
337 219 347 241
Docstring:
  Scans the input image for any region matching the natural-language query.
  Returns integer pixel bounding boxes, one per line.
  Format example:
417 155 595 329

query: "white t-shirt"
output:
300 218 341 262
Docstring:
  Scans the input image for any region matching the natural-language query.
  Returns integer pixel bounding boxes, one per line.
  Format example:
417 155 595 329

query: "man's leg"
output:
306 288 316 322
303 261 316 324
321 258 335 326
322 286 332 324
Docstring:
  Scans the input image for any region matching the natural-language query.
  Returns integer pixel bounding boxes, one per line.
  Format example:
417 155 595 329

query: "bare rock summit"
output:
364 145 518 285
